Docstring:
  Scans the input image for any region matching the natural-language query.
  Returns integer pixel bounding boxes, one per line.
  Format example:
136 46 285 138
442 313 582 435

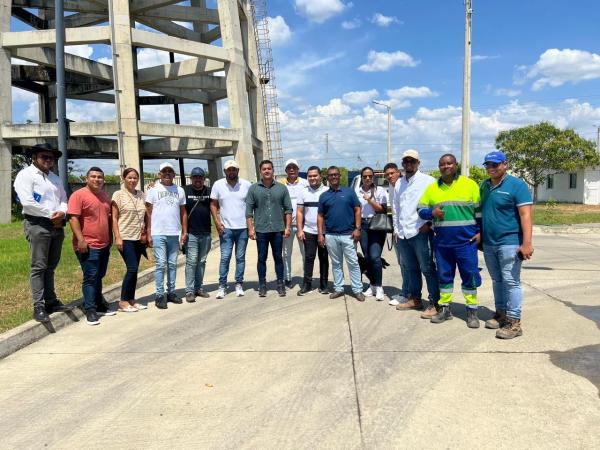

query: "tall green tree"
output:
495 122 599 201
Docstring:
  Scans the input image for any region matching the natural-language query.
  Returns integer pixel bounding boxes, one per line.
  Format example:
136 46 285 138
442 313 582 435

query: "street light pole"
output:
461 0 473 177
373 101 392 164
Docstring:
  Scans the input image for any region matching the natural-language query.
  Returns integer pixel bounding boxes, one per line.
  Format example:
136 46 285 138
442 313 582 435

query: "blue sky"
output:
10 0 600 174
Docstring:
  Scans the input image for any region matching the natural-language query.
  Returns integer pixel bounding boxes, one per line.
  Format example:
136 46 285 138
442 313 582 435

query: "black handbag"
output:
368 213 393 233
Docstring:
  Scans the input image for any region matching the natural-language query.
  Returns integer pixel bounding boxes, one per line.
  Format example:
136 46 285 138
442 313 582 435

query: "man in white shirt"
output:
296 165 329 295
146 162 188 309
384 162 405 306
210 159 252 299
393 149 440 318
13 143 70 323
282 159 308 288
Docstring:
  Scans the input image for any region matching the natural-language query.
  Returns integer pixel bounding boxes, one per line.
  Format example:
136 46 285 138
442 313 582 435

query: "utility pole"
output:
55 0 68 191
325 133 329 169
372 101 392 164
595 125 600 154
461 0 473 177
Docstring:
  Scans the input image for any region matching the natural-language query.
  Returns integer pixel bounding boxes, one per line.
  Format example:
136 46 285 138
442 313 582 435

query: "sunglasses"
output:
484 162 501 168
402 159 417 164
37 154 56 161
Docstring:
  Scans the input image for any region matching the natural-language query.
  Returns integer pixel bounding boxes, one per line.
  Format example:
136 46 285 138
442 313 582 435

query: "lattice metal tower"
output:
250 0 284 175
0 0 269 223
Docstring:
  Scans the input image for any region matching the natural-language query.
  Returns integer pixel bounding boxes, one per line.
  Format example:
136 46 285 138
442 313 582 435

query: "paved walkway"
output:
1 234 599 449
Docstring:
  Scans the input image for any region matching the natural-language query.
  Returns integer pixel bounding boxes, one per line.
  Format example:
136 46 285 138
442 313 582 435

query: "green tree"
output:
495 122 600 201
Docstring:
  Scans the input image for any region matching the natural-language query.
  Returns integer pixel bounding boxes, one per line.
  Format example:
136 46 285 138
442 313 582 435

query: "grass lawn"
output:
0 221 155 333
533 203 600 226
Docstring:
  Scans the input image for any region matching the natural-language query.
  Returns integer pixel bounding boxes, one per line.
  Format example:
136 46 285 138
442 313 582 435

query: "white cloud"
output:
97 57 113 66
494 88 521 97
472 54 500 61
65 45 94 59
342 89 379 105
371 13 401 27
294 0 348 24
267 16 292 46
384 86 438 108
316 98 351 116
278 52 345 88
136 48 190 69
521 48 600 90
11 57 36 66
341 18 361 30
358 50 420 72
66 100 115 122
12 87 38 103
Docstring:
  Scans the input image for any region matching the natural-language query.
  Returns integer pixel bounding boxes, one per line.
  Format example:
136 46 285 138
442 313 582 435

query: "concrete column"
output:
217 0 257 182
110 0 140 173
207 159 222 184
0 0 13 223
203 102 223 180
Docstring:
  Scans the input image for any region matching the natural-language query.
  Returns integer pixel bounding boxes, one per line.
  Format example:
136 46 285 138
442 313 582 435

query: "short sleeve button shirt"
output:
480 175 533 246
318 187 360 235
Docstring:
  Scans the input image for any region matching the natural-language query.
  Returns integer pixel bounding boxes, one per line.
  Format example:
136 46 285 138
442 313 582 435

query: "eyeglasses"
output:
37 154 56 161
484 162 500 168
402 159 417 164
327 173 341 178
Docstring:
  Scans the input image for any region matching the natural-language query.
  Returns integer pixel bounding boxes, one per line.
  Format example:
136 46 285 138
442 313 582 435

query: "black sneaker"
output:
277 281 286 297
258 284 267 297
155 295 168 309
86 310 100 326
167 293 182 304
318 286 330 295
45 299 70 313
285 280 293 289
297 284 312 296
195 289 210 298
185 292 196 303
33 305 50 323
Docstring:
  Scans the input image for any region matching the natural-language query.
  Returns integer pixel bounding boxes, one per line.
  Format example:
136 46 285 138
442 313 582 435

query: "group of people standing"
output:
15 143 533 339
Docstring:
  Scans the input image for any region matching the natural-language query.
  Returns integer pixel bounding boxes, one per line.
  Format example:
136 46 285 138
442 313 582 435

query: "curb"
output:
533 223 600 235
0 239 219 360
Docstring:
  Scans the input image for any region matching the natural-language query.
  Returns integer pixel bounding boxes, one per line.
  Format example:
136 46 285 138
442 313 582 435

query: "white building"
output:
536 168 600 204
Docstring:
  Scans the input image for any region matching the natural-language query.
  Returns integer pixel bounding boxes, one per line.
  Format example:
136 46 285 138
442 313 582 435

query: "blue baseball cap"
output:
190 167 206 177
483 151 507 165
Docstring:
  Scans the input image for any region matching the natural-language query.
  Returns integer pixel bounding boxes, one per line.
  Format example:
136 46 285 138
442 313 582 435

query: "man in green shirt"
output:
246 160 293 297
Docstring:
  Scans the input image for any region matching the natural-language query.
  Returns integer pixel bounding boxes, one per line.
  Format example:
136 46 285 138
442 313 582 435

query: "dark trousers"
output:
119 240 144 301
303 232 329 288
359 220 386 286
76 246 110 312
24 220 64 307
256 231 284 282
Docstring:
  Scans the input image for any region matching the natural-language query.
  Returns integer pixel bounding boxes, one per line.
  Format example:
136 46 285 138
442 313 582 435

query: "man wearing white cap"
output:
394 150 440 318
146 162 188 309
282 158 308 288
210 159 252 299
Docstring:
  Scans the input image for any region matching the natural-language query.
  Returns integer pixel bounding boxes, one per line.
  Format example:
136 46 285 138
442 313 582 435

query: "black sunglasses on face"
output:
484 162 500 168
402 159 417 164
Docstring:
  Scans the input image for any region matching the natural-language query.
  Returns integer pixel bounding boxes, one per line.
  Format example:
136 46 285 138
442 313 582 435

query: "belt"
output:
24 214 64 228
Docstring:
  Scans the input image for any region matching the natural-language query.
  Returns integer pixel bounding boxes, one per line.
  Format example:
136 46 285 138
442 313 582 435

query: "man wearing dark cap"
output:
13 143 70 322
183 167 212 302
480 151 533 339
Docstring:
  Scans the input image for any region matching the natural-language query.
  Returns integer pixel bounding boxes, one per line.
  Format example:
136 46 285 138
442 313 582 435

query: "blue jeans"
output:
483 244 523 319
185 232 212 294
152 235 179 296
219 228 248 288
326 234 362 294
359 220 386 286
119 240 144 301
76 246 110 312
256 231 284 282
396 232 440 302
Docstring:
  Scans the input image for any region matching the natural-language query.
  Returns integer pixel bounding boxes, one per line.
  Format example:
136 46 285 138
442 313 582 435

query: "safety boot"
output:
496 318 523 339
430 305 452 323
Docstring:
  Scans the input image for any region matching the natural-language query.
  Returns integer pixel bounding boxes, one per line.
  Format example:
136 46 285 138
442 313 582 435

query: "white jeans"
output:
283 225 305 281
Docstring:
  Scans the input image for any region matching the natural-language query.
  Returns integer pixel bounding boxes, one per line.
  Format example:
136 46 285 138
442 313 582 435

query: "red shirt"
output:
67 187 111 250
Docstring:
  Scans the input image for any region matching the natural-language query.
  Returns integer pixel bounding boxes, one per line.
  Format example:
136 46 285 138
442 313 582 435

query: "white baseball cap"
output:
159 162 175 171
402 149 420 160
285 159 299 169
223 159 239 170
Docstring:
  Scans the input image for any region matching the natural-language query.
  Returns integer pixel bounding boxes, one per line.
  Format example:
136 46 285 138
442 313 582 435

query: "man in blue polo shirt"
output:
317 166 364 301
480 150 533 339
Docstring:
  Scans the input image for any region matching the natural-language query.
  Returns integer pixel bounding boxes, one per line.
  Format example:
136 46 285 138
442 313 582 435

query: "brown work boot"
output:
485 309 507 329
420 303 439 319
396 297 423 311
496 318 523 339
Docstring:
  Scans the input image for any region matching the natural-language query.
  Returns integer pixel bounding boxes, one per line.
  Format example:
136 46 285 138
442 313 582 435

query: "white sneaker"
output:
216 287 226 299
375 286 385 301
388 294 406 306
363 285 373 297
235 284 244 297
97 309 117 316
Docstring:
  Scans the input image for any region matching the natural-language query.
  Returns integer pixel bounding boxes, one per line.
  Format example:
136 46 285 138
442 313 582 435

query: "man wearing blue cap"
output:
480 151 533 339
184 167 212 302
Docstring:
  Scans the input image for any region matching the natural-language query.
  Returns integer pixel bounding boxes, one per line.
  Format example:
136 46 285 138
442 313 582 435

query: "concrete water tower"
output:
0 0 275 223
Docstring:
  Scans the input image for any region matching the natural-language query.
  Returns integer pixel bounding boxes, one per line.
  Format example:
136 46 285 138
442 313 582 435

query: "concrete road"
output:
1 234 599 449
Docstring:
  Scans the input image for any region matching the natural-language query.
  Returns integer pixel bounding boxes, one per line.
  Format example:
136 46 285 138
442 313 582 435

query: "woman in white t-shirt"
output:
356 166 388 301
111 167 148 312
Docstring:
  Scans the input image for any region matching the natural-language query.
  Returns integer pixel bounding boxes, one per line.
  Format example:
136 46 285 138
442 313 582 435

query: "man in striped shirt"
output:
417 154 482 328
